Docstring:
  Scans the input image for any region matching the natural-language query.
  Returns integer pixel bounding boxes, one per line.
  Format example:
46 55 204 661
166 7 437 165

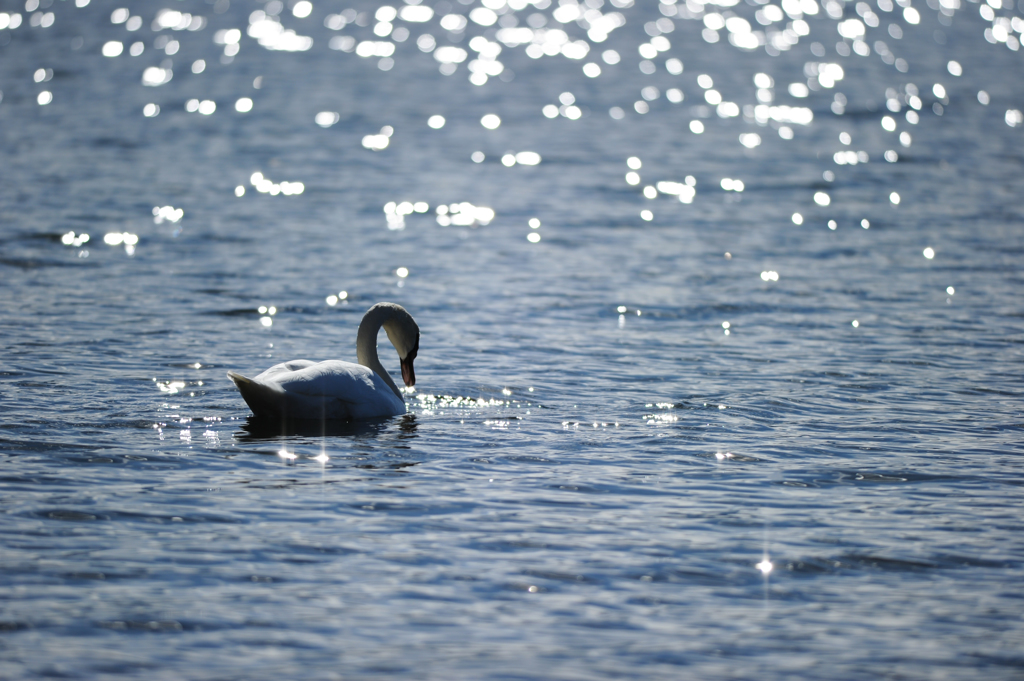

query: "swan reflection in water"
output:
236 412 419 442
236 413 420 470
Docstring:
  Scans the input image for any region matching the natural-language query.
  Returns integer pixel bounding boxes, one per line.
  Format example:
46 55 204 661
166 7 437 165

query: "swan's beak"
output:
400 355 415 387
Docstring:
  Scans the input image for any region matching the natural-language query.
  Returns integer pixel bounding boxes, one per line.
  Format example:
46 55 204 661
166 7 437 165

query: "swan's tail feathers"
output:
227 371 281 419
227 370 250 386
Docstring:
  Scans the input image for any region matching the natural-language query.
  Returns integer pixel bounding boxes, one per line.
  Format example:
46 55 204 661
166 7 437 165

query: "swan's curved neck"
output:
356 305 403 402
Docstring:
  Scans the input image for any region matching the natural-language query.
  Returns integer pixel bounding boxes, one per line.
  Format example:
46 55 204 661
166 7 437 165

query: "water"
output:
2 0 1024 677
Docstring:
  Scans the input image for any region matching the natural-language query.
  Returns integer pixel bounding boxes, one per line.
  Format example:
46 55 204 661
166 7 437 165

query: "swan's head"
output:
381 305 420 387
399 334 419 387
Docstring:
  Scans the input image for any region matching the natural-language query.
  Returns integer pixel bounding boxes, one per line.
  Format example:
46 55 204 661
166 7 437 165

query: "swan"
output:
227 302 419 421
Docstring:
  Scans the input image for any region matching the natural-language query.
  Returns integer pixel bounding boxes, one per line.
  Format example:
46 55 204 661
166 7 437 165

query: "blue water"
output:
2 0 1024 677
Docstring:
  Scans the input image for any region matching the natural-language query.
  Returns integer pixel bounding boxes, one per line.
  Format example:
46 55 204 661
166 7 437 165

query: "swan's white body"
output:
227 302 419 421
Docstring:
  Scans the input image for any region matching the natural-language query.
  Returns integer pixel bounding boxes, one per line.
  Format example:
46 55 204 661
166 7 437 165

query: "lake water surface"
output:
1 0 1023 677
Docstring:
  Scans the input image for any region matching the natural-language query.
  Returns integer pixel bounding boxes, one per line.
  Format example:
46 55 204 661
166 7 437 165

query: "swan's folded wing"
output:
267 361 404 418
254 359 318 381
262 361 375 402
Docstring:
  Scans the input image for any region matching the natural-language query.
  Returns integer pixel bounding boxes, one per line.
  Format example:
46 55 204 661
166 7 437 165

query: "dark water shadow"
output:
235 413 418 442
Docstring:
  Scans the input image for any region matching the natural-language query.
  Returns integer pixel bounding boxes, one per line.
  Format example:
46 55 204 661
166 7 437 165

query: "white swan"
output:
227 302 419 421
